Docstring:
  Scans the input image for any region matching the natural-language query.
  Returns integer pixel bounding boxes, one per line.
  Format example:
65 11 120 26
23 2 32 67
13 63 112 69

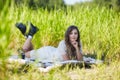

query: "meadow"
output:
0 3 120 80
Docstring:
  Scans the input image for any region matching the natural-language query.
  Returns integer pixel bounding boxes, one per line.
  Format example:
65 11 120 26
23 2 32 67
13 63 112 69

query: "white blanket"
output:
8 55 103 72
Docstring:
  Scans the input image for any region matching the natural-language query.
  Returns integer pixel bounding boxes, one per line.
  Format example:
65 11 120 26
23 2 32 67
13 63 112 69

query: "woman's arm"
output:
62 54 70 60
71 41 83 61
76 48 83 61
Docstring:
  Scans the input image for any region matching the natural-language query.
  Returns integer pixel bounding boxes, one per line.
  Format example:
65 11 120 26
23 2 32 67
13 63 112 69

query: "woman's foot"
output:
15 23 26 36
28 22 39 37
17 49 25 59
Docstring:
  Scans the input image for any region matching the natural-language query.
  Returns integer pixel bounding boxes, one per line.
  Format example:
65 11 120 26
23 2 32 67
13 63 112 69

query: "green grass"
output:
0 3 120 80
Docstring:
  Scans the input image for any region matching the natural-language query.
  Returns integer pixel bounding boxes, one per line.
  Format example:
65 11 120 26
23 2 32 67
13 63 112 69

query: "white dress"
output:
29 40 82 62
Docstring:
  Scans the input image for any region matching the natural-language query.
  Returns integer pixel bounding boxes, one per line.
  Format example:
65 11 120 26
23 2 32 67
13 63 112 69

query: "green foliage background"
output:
0 1 120 80
0 0 120 61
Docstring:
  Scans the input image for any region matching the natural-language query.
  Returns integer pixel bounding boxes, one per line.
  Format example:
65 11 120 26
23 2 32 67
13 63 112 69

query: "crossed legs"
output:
15 22 39 58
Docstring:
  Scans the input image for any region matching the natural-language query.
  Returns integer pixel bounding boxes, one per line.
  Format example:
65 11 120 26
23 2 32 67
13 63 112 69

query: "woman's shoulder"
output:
60 40 65 42
59 40 65 44
57 40 66 52
58 40 66 47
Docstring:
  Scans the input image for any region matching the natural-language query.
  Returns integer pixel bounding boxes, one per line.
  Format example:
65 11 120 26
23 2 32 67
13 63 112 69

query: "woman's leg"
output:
22 38 33 58
16 22 39 58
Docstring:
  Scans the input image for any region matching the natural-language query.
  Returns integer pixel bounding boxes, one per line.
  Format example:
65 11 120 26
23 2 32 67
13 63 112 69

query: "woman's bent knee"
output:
25 52 30 58
22 47 33 52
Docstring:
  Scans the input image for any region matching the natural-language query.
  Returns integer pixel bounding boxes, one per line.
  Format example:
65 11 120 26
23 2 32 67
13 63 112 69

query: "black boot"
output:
17 49 25 59
15 23 26 35
28 22 39 37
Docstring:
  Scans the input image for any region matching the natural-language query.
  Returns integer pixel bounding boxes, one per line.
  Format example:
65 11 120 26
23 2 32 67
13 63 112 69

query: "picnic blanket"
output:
8 55 103 72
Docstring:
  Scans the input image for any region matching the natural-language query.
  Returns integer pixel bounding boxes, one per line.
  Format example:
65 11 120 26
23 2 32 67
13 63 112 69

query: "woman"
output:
16 22 83 62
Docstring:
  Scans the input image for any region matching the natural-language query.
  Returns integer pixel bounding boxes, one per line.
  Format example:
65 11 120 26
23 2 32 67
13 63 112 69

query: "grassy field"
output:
0 3 120 80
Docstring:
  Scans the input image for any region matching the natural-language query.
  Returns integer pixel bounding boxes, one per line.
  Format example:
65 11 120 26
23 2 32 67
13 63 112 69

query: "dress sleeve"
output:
57 40 66 55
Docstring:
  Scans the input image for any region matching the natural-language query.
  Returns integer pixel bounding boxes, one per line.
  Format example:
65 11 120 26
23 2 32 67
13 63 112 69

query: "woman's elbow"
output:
78 55 83 61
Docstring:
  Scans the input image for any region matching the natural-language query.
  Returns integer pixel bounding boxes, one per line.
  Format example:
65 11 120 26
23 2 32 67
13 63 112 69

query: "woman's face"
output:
69 29 78 42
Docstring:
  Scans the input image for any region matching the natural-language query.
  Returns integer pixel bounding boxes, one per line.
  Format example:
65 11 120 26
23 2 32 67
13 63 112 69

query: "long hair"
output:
65 25 81 59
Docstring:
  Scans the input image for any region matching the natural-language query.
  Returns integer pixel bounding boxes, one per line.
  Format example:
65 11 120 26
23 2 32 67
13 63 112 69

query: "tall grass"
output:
1 5 120 60
0 2 120 80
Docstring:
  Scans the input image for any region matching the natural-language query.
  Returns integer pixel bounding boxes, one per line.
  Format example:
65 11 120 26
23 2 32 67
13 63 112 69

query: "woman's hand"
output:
71 41 79 50
71 41 83 60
